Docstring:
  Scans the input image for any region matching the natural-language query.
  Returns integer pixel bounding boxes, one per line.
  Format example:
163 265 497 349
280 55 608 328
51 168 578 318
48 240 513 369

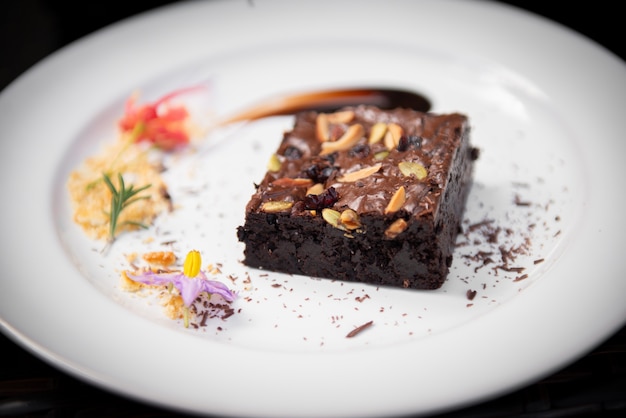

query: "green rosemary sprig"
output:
102 172 152 245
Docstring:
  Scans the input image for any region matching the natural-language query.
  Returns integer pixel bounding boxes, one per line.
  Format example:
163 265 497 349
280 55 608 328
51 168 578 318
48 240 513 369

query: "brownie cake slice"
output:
237 105 478 289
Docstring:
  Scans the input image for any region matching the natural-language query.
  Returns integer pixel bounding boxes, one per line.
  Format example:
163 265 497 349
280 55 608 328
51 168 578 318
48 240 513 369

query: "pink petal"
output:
174 276 206 307
126 271 182 287
126 269 236 307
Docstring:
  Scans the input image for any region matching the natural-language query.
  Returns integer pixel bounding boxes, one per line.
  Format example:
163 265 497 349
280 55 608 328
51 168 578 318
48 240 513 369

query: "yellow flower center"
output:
183 250 202 278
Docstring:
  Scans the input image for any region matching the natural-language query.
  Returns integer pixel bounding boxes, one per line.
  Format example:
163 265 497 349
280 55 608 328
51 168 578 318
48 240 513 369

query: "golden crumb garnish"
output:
120 271 145 292
142 251 177 267
206 263 222 275
161 293 186 320
67 137 170 241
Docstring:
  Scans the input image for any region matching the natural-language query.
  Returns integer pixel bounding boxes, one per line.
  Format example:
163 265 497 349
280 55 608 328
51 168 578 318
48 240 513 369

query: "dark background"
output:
1 0 624 92
1 1 625 418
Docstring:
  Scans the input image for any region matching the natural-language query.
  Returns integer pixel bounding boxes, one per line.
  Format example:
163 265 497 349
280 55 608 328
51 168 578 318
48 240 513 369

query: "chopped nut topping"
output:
337 163 382 182
320 123 365 155
322 208 362 231
339 209 361 230
368 122 387 144
384 218 408 239
398 161 428 180
261 200 294 213
326 110 355 124
271 177 313 187
316 111 355 142
373 150 389 161
306 183 324 195
267 154 281 172
384 185 406 214
384 123 403 150
316 113 330 142
322 208 343 229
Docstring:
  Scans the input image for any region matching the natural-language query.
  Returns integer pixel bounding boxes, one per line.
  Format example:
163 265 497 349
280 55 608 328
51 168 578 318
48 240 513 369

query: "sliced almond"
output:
384 218 408 239
337 163 382 182
384 123 403 150
271 177 313 187
326 110 355 124
320 124 364 155
306 183 325 196
398 161 428 180
368 122 387 144
384 185 406 214
316 113 330 142
261 201 293 213
339 209 361 230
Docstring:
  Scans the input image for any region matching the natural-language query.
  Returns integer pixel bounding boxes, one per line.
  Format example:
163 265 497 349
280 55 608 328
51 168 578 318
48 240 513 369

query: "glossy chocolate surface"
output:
246 105 469 219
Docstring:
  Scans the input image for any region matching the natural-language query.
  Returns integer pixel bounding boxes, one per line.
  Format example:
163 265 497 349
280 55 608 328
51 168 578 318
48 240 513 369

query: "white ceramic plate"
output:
1 1 625 417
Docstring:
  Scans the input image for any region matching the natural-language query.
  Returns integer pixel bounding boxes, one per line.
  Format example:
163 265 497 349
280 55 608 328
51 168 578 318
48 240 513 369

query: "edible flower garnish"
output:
126 250 237 327
118 86 203 151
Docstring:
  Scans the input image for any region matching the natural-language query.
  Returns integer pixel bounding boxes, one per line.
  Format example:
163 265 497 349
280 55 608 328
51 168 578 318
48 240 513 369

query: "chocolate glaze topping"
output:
247 105 471 219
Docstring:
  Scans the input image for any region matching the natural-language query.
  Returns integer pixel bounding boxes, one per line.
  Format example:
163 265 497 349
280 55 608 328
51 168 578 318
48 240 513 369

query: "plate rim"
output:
1 1 626 417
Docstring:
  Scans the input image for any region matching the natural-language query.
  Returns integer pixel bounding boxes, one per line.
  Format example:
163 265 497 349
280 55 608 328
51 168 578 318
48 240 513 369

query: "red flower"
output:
118 86 203 151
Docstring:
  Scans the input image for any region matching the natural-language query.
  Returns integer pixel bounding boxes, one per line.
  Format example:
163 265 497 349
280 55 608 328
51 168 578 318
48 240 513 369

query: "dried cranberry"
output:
304 164 320 181
318 166 336 183
303 163 337 184
304 186 339 210
397 135 422 152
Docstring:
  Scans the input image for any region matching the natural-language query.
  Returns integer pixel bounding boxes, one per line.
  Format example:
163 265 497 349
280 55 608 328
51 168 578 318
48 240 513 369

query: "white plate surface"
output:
1 1 625 417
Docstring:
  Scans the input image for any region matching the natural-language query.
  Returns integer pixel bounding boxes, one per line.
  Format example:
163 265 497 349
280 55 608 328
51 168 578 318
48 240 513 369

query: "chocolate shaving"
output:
495 266 526 273
467 219 494 232
199 311 209 327
514 194 531 206
346 320 373 338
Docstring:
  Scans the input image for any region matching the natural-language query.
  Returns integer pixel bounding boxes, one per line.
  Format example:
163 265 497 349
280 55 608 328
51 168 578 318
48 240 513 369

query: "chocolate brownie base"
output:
237 105 477 289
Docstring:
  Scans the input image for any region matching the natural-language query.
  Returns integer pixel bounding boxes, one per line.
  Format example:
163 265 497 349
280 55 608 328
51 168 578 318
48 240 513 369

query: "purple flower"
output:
125 250 236 326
